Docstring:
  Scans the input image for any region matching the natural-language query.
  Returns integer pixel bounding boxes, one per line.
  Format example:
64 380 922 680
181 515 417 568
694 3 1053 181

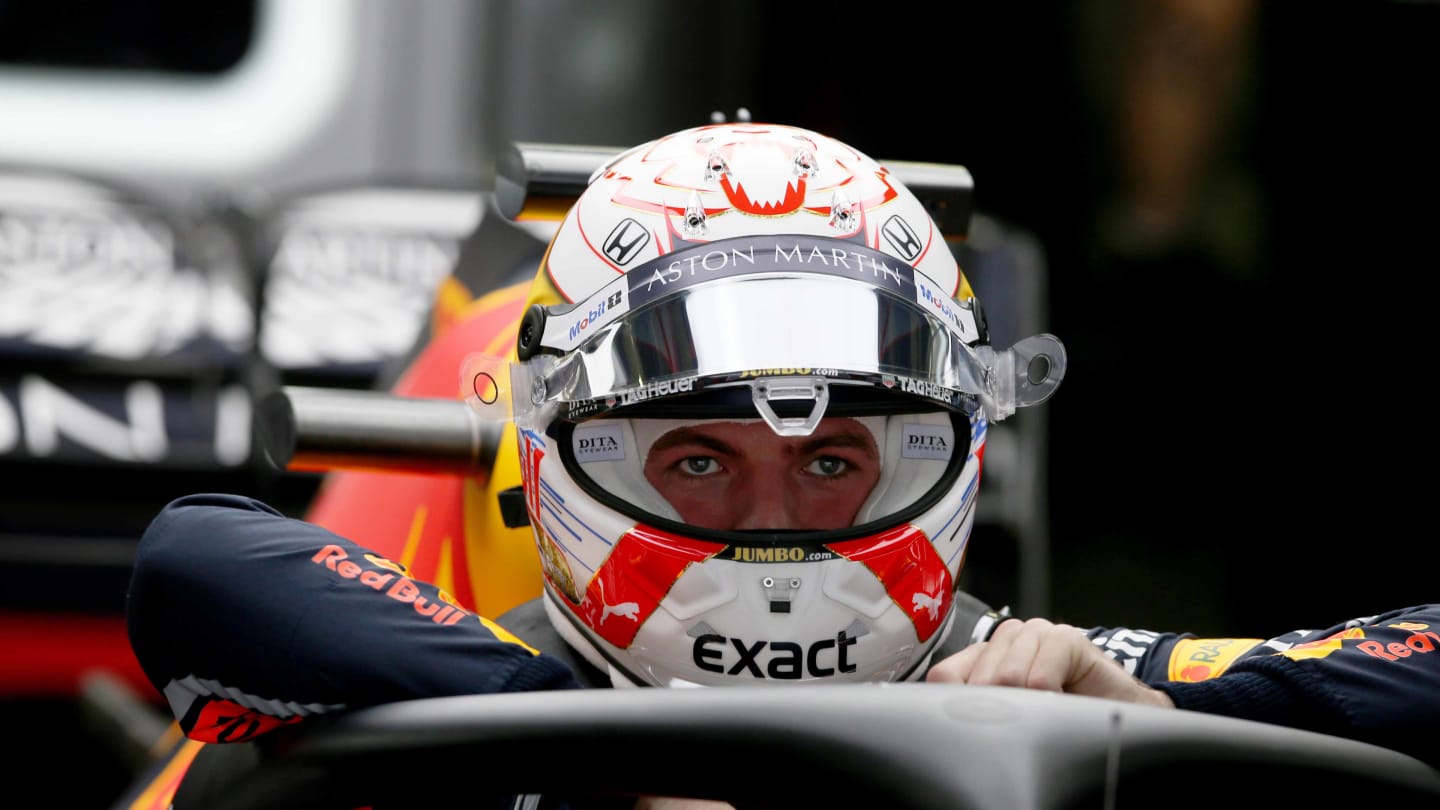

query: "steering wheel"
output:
203 683 1440 810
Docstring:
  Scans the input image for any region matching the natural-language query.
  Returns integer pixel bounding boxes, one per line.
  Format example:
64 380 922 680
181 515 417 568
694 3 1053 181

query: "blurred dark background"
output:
1 0 1435 804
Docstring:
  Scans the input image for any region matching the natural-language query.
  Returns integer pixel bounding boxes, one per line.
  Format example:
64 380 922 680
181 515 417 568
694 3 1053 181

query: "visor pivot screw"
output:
1027 354 1052 386
530 377 547 405
516 304 548 360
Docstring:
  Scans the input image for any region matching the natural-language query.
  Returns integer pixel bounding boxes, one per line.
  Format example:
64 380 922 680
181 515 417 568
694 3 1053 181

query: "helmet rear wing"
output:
496 141 975 240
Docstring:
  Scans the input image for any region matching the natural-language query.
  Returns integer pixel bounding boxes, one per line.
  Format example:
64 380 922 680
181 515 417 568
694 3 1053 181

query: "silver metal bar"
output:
257 386 499 478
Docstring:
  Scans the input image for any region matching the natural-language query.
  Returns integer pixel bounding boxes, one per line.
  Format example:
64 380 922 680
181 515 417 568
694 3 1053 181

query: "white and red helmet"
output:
505 122 1064 686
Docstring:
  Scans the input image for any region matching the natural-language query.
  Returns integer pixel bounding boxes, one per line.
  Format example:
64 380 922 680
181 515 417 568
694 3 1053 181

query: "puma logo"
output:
601 601 641 625
912 591 944 621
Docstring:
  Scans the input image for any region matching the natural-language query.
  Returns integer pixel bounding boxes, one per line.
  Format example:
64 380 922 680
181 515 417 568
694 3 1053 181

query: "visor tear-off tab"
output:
750 377 830 437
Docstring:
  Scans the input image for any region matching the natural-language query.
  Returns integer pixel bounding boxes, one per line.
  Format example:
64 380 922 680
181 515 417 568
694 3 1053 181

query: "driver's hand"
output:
634 797 735 809
925 618 1175 708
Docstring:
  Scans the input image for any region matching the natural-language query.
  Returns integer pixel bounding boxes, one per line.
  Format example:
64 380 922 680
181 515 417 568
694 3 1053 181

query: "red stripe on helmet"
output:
828 526 952 642
578 525 726 648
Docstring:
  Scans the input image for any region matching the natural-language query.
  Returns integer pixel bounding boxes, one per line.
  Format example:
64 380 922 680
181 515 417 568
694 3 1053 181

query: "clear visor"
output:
512 236 1065 429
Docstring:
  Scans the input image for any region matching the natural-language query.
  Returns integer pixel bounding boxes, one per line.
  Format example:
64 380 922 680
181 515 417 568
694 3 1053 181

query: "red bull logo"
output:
1356 624 1439 662
1280 627 1364 661
312 544 468 625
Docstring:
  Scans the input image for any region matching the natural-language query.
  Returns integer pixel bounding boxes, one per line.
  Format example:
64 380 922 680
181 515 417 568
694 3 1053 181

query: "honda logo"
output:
881 215 922 261
603 218 651 266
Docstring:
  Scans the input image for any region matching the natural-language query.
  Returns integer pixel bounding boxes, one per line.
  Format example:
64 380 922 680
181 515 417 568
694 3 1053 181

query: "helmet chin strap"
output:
749 377 830 437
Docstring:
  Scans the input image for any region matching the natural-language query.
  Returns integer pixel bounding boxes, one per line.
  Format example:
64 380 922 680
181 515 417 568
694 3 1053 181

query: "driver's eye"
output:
682 457 719 476
808 456 848 477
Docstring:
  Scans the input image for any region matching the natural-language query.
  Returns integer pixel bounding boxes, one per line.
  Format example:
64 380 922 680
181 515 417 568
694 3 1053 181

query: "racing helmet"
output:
505 122 1065 687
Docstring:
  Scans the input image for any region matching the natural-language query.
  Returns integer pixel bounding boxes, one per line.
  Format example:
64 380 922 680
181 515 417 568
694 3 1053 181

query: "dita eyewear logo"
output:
573 422 626 462
603 218 651 266
901 422 954 461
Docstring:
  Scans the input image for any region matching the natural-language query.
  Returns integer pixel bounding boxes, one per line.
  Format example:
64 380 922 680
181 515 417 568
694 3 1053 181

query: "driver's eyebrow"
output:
796 432 875 457
648 428 875 458
648 429 736 457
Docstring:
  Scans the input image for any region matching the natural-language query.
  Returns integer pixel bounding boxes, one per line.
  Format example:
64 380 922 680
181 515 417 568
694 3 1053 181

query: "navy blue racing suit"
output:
115 493 1440 807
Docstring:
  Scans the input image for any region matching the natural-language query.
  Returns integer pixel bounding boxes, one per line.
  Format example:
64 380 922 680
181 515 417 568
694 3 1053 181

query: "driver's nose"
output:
731 472 803 530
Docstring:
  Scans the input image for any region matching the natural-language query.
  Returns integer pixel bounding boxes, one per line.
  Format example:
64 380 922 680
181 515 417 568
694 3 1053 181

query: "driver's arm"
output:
1152 604 1440 768
927 605 1440 769
127 492 583 745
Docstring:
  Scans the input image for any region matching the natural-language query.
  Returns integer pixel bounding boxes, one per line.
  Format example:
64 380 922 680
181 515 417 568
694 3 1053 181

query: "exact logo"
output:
692 631 859 679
